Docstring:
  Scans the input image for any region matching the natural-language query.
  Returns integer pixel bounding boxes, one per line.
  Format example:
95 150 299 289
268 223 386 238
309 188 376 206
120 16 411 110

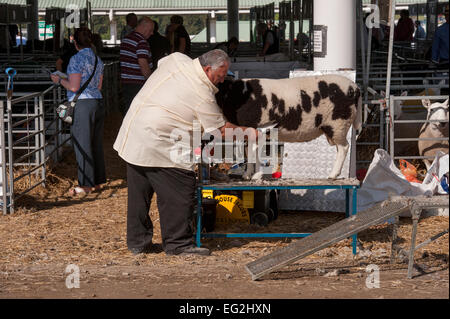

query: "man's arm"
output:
218 121 238 136
218 121 258 141
138 58 152 78
98 74 103 90
261 32 274 56
55 58 64 72
178 37 186 53
262 41 271 56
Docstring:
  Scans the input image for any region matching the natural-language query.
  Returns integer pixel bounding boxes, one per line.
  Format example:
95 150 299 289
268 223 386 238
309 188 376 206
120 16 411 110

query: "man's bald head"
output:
135 17 154 39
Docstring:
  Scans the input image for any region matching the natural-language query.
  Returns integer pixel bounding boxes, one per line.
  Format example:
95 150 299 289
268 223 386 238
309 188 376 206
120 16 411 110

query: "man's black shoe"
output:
129 244 162 255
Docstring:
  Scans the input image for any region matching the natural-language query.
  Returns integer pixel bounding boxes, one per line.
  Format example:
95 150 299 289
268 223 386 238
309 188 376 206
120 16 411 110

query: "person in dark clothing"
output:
394 10 415 41
119 17 154 116
8 25 18 48
121 13 138 40
148 21 170 71
165 15 191 56
213 36 239 57
56 39 78 73
262 26 279 56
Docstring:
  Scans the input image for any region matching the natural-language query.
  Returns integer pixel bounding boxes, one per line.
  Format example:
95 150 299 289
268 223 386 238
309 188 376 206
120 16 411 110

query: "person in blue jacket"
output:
431 6 449 63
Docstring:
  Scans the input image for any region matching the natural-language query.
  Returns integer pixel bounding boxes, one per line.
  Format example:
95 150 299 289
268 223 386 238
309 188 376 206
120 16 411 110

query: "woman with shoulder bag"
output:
51 27 106 196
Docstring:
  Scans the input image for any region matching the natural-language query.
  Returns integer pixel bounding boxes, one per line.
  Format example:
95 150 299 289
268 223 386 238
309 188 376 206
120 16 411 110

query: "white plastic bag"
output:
422 152 449 195
357 149 445 216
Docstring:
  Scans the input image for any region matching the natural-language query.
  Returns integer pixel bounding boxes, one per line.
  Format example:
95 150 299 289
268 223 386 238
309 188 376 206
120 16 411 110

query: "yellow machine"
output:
201 189 278 231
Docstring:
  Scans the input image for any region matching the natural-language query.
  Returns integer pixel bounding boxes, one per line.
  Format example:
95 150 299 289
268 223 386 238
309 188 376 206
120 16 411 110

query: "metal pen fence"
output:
389 94 449 163
101 61 120 114
0 83 68 215
0 58 121 215
355 39 449 170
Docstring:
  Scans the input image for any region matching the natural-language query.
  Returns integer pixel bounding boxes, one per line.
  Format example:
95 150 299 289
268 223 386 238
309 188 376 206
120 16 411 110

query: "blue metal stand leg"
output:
352 187 358 255
345 189 350 218
196 186 203 247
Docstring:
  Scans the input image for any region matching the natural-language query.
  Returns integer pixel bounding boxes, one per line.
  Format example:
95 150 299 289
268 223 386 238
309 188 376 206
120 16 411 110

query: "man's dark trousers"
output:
121 83 143 116
126 163 196 254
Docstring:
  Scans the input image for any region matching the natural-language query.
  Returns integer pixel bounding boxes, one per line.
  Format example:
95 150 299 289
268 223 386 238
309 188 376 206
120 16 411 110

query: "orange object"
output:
399 160 422 183
272 171 282 179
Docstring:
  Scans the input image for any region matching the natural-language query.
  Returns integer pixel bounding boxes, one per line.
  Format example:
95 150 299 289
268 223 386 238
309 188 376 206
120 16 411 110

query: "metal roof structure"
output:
192 20 304 42
2 0 272 10
5 0 449 10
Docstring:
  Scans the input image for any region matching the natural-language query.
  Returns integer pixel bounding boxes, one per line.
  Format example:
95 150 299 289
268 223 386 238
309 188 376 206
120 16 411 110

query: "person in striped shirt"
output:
120 17 154 116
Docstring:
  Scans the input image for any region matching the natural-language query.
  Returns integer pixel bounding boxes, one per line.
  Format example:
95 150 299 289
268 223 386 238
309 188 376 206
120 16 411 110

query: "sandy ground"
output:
0 112 448 300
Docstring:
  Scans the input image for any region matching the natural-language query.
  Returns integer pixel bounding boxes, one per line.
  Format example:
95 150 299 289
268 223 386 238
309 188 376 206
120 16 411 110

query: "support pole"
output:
314 0 356 71
358 0 367 80
364 1 377 124
26 0 39 44
209 11 217 43
109 9 117 45
385 0 396 112
19 24 24 63
390 216 400 263
6 100 14 214
407 211 420 279
0 101 7 215
206 14 210 44
289 0 294 60
385 0 396 151
227 0 239 41
249 9 253 44
5 26 10 64
298 0 304 60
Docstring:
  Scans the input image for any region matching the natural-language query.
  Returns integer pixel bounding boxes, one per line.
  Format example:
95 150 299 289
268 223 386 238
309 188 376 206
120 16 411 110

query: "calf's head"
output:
422 98 449 132
215 79 266 127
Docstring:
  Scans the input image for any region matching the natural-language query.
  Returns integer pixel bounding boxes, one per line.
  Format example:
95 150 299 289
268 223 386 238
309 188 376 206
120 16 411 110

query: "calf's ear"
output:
422 99 431 109
444 99 449 107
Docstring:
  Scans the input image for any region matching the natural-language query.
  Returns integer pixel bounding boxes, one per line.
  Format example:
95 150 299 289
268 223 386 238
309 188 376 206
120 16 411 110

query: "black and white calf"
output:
215 74 362 179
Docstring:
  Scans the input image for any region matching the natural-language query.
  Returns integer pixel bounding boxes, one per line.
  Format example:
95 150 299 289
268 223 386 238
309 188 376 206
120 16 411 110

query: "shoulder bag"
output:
56 55 98 125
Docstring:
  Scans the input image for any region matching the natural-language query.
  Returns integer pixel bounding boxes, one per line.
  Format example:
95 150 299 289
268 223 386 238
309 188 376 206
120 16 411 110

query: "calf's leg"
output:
328 142 349 179
243 163 255 180
243 140 262 180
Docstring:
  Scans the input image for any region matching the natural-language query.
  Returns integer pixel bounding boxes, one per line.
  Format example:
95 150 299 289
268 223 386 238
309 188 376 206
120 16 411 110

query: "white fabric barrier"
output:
357 149 449 217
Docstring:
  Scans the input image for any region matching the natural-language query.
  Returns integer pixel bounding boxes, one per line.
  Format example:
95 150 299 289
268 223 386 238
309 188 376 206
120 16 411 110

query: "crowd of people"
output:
360 6 449 65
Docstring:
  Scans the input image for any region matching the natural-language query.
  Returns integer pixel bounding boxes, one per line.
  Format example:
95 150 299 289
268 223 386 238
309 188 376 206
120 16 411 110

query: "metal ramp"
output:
245 196 448 280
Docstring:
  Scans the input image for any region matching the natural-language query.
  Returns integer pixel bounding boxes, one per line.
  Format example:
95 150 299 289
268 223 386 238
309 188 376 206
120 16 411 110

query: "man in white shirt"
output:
114 49 255 256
